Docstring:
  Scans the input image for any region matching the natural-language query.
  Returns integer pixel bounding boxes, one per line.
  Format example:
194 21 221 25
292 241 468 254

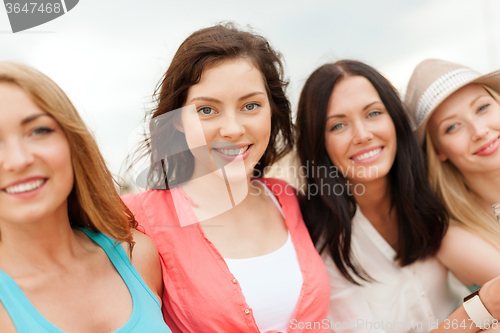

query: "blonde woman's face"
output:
0 83 74 226
428 84 500 177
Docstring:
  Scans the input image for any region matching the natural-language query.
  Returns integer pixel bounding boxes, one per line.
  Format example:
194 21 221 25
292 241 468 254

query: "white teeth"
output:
5 179 45 194
352 148 382 161
213 145 250 156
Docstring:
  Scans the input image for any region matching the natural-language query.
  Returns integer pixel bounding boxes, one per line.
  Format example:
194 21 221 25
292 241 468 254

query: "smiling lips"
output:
210 144 252 164
3 178 46 194
212 145 251 156
474 136 500 156
350 147 384 164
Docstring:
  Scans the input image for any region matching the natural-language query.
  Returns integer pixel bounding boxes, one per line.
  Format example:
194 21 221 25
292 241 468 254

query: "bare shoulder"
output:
439 223 495 254
121 229 163 301
440 224 473 246
439 224 484 260
129 229 159 260
438 223 500 286
0 301 17 333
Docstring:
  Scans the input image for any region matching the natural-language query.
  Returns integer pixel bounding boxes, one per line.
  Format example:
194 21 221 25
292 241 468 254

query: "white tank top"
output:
224 181 303 332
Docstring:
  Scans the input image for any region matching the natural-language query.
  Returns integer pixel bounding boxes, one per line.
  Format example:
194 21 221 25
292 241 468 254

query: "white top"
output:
324 207 469 333
224 180 303 333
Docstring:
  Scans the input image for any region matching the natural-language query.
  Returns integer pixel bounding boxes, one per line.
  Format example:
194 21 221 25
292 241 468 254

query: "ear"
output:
174 119 185 133
434 147 448 162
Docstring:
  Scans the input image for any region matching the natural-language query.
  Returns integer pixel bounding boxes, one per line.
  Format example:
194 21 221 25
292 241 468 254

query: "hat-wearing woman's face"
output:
325 75 397 184
428 84 500 176
182 58 272 181
0 83 73 226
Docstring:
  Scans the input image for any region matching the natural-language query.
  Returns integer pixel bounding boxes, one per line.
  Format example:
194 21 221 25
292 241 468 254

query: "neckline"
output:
0 228 140 332
354 206 397 261
223 231 291 262
191 178 305 331
252 179 285 218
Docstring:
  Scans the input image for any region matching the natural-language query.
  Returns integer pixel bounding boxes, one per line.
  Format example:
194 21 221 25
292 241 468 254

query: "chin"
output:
214 166 251 184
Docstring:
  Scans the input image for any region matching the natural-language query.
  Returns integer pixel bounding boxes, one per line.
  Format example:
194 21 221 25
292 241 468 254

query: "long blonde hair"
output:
425 85 500 250
0 62 137 244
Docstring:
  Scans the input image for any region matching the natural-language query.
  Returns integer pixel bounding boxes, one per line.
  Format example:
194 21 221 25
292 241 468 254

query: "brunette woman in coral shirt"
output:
122 24 330 333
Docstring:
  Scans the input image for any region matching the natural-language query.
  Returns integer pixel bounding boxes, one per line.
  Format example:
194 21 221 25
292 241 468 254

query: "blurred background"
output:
1 0 499 191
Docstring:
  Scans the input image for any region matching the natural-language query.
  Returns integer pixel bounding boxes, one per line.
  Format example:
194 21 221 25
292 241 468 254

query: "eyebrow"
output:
186 91 266 105
469 94 489 107
326 101 382 119
21 113 50 125
438 114 457 125
437 94 490 126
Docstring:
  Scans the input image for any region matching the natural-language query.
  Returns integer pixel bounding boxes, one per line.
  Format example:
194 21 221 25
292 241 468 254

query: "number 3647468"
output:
5 2 62 14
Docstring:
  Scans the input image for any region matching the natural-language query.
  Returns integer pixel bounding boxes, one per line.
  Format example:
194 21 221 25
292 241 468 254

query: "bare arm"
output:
122 229 163 303
431 276 500 333
438 225 500 286
0 302 16 333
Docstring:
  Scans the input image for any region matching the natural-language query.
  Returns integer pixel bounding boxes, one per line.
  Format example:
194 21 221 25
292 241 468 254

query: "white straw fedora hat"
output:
405 58 500 145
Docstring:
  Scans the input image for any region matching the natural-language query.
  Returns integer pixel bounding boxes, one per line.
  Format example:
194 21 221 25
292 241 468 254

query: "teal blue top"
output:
0 228 171 333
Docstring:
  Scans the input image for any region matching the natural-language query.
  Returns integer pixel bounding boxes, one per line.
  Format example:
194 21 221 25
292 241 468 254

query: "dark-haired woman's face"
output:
324 75 397 184
182 58 272 182
0 83 73 226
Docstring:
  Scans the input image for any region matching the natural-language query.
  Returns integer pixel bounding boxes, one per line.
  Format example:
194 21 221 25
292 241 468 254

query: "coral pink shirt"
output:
122 178 330 333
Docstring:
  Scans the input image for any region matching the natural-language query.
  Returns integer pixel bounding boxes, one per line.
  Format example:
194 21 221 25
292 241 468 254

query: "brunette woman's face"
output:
0 83 74 226
324 75 397 184
428 84 500 177
182 58 272 181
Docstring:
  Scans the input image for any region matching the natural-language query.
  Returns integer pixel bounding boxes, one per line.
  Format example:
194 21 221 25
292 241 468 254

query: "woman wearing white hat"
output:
406 59 500 330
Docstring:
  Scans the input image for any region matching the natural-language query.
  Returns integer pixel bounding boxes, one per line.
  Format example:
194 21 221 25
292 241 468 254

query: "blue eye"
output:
445 124 458 133
478 104 490 113
244 102 260 111
330 123 344 131
197 106 215 116
32 127 54 136
368 111 381 118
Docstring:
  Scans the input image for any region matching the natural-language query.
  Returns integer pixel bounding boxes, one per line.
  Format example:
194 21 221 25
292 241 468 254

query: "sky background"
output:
1 0 499 184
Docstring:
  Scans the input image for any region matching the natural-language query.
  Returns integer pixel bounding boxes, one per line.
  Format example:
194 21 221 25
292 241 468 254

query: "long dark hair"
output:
131 23 293 188
296 60 448 284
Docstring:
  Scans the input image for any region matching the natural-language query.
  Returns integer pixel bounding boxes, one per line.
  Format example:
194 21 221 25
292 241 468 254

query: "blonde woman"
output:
0 63 171 332
406 59 500 328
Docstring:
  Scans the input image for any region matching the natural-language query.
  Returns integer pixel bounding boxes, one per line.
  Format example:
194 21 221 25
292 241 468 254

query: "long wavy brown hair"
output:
0 62 137 245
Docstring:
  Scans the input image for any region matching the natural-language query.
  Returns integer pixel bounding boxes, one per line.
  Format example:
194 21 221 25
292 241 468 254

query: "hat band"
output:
415 68 481 126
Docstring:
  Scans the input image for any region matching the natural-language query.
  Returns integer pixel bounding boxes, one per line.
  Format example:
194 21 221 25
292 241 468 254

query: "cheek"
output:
324 133 346 166
253 109 272 147
387 123 398 158
53 141 74 192
436 134 466 161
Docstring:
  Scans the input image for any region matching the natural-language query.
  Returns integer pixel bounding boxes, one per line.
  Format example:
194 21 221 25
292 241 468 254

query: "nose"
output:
352 121 374 145
218 111 245 139
0 138 35 172
470 123 489 142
